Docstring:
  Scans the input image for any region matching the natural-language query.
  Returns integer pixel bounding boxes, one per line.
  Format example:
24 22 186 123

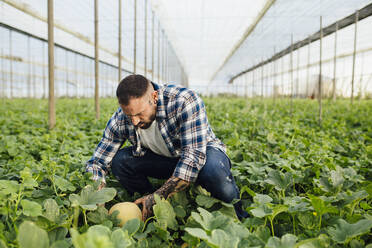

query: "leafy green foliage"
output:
17 221 49 248
327 219 372 244
69 185 116 211
1 98 371 247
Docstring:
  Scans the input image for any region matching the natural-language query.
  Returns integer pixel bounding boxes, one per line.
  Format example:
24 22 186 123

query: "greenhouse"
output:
0 0 371 247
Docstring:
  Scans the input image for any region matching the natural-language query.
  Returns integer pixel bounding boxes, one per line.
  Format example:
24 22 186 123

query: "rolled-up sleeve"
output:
172 91 208 182
85 112 125 184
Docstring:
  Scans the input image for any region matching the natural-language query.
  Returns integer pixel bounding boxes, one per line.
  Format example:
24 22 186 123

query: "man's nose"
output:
131 116 140 126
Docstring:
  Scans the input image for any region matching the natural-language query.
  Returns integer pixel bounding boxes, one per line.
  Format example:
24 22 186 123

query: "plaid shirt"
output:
86 83 226 183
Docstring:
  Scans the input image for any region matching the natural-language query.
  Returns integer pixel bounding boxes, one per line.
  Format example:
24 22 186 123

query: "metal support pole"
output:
94 0 100 119
151 12 154 81
42 42 46 98
252 69 255 98
165 40 168 83
351 10 358 104
319 16 323 127
290 34 293 115
281 56 284 98
48 0 55 129
296 49 300 98
161 32 164 82
157 23 160 83
32 50 36 98
306 39 310 98
261 59 263 99
75 53 78 97
28 36 31 98
118 0 122 82
133 0 137 74
358 52 364 100
1 49 4 98
273 47 276 102
144 0 147 77
332 22 338 101
9 31 13 98
65 50 68 97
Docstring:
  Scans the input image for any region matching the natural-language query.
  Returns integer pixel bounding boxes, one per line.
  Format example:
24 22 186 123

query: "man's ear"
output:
152 91 158 102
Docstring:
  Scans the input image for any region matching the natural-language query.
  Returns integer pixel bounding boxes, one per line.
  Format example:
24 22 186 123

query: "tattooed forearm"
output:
154 176 190 199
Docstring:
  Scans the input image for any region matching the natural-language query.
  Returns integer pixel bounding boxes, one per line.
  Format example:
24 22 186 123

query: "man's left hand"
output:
134 194 155 221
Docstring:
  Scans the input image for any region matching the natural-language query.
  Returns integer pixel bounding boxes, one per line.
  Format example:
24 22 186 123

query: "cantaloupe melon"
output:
108 202 142 226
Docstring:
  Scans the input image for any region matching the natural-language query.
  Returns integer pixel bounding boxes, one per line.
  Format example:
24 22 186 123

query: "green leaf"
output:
285 196 311 213
87 225 112 237
265 170 292 191
69 229 86 248
330 170 344 189
54 176 76 192
153 194 177 230
50 240 70 248
174 205 186 218
185 227 209 241
43 199 60 222
327 218 372 244
253 194 273 204
111 229 133 248
0 180 19 195
191 208 230 231
48 227 68 244
266 234 297 248
121 218 140 236
308 195 337 216
185 228 240 248
21 199 42 217
69 185 116 210
268 205 288 222
240 185 256 198
87 206 109 224
196 194 219 208
250 204 273 218
0 239 7 248
172 191 189 206
295 234 330 248
208 229 240 248
20 168 38 188
17 221 49 248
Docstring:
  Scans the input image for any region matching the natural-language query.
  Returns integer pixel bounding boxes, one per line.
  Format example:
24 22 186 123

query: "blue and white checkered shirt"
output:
86 83 226 183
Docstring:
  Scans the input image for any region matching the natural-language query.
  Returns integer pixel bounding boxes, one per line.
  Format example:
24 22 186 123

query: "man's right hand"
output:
98 182 106 191
97 182 106 208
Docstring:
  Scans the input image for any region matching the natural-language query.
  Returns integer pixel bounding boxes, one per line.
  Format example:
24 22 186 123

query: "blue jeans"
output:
111 146 248 220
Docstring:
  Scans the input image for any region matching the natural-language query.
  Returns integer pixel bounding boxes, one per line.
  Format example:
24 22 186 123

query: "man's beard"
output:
138 112 156 129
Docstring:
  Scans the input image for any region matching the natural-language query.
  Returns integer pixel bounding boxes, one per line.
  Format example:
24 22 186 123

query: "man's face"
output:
120 90 158 129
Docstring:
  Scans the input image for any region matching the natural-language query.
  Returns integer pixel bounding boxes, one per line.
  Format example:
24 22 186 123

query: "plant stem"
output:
83 209 88 226
318 214 322 230
73 206 79 228
142 216 156 232
270 219 275 236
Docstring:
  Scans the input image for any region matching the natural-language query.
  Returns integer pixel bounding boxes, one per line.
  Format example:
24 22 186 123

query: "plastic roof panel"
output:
212 0 372 86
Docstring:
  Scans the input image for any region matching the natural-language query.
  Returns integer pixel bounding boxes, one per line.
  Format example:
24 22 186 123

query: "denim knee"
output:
111 148 133 177
217 181 240 203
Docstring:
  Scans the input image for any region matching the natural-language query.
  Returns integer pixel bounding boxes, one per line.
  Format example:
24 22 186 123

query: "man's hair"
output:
116 74 150 105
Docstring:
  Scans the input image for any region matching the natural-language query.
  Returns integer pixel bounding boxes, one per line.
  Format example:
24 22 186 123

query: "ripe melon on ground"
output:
108 202 142 226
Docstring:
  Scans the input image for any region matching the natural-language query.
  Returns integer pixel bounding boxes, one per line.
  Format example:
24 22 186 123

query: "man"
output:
86 74 248 220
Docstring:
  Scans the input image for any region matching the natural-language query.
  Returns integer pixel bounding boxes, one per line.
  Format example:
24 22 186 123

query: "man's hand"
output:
98 181 106 191
134 176 190 221
134 194 155 221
